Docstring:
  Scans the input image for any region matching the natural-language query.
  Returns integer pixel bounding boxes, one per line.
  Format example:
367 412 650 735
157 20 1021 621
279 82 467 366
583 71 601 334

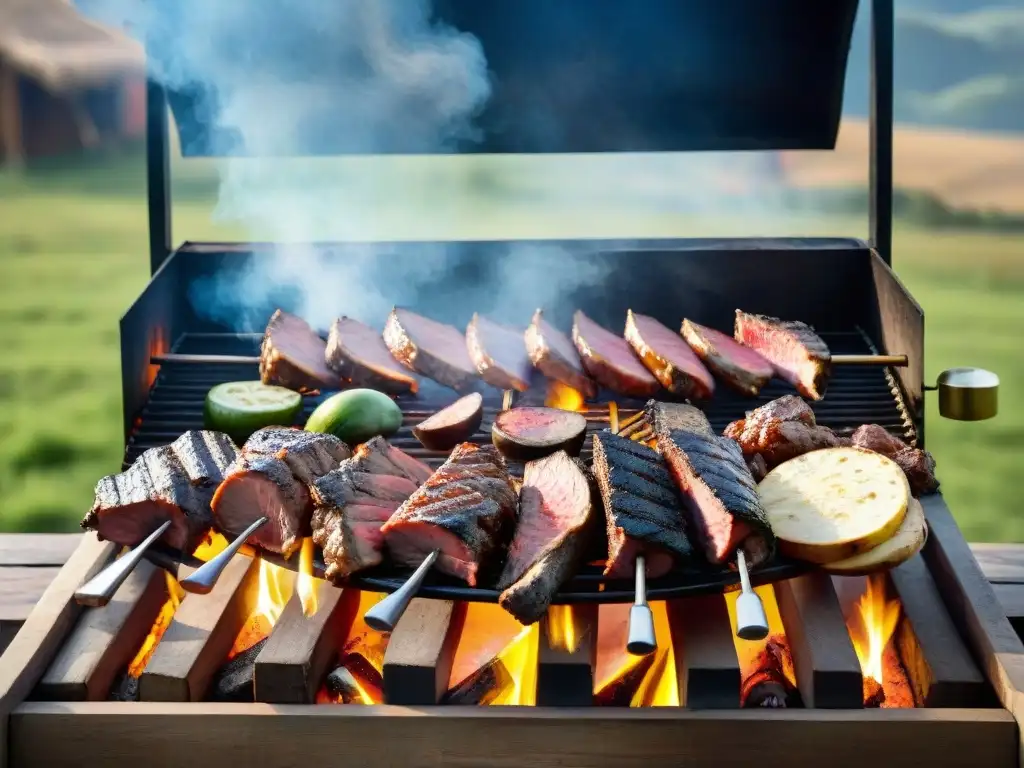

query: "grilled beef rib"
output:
572 310 661 398
260 309 340 392
383 307 479 392
524 309 597 398
466 313 533 392
625 310 715 399
680 318 775 397
734 311 832 400
325 316 419 396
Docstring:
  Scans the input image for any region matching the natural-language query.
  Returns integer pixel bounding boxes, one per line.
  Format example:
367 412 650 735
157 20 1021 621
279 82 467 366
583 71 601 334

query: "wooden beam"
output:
382 599 462 705
969 544 1024 584
775 573 863 709
140 555 259 702
0 535 81 567
0 58 25 168
536 604 597 707
254 582 352 704
888 554 990 707
37 559 167 701
0 533 116 768
921 495 1024 766
668 594 741 709
9 703 1019 768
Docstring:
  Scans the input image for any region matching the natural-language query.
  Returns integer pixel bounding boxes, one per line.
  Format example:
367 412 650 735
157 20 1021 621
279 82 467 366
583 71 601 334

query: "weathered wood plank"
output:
775 572 863 709
0 533 116 768
9 703 1019 768
382 599 461 705
0 535 81 568
254 582 351 704
888 554 990 708
0 569 64 625
668 594 740 710
536 604 597 707
140 555 259 702
970 544 1024 584
36 560 167 702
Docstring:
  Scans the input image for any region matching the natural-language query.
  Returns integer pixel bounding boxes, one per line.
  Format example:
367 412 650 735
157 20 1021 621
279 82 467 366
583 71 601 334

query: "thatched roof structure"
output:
0 0 143 92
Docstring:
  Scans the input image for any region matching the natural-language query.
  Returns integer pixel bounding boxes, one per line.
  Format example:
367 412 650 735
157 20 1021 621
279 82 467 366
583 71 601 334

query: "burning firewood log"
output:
594 654 656 707
442 655 514 706
209 637 269 703
740 636 802 708
324 652 385 705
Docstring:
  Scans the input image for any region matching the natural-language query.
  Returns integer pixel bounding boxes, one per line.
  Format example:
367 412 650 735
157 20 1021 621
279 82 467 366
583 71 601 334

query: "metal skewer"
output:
74 520 173 607
733 549 769 641
179 517 269 595
152 353 261 365
364 549 440 633
831 354 907 366
626 555 657 656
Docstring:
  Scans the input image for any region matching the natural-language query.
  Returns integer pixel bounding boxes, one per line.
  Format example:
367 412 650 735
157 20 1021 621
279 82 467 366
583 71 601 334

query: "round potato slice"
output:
758 446 910 565
823 497 927 575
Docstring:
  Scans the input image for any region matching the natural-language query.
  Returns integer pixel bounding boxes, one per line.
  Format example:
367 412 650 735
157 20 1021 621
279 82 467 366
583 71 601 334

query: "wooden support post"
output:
140 555 259 702
37 560 167 701
254 582 352 704
382 599 462 705
668 594 741 709
776 573 863 709
0 58 24 168
889 554 989 707
536 604 597 707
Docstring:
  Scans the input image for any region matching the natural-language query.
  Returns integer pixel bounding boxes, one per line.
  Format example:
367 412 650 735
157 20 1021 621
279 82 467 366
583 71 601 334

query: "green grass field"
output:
0 150 1021 542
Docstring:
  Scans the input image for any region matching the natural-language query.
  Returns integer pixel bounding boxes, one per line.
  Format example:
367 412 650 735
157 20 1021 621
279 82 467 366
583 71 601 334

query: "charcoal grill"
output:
2 2 1021 767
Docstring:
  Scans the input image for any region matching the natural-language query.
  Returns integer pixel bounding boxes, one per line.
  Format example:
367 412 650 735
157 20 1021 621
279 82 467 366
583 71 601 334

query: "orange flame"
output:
593 602 679 706
847 574 901 685
297 537 320 617
726 585 796 688
229 558 295 658
127 570 185 678
490 624 540 706
630 603 679 707
317 591 389 705
545 605 578 654
546 381 586 412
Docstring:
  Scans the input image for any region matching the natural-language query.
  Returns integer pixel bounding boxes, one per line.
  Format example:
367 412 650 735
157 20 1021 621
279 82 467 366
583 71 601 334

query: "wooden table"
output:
3 534 1024 657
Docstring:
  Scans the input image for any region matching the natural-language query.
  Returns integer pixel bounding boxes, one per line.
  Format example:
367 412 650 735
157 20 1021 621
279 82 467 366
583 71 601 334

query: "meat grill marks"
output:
211 428 351 558
644 400 714 440
325 316 419 396
465 313 533 392
591 432 693 579
525 309 597 398
345 436 433 486
383 307 479 392
572 310 661 398
851 424 940 496
497 451 596 625
381 443 519 586
680 318 775 397
657 429 775 568
625 310 715 399
83 431 239 553
734 310 832 400
724 395 849 472
260 309 340 393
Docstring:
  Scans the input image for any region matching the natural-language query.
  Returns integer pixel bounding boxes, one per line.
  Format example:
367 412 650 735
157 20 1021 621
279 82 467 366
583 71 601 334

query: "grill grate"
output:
125 328 915 469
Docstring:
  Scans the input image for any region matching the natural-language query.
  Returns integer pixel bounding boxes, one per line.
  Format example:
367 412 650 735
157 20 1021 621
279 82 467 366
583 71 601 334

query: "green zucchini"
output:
204 381 303 444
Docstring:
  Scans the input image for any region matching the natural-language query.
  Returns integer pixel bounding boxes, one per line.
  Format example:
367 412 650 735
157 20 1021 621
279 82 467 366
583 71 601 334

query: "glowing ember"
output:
546 381 586 412
297 537 319 617
317 591 389 705
848 574 901 685
127 570 185 678
726 586 796 688
229 558 295 658
546 605 578 654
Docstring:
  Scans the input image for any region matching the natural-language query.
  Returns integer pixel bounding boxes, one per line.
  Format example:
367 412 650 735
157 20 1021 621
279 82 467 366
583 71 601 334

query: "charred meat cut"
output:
591 432 693 579
572 311 661 398
524 309 597 398
497 451 596 625
347 436 433 486
680 319 775 397
381 443 518 586
260 309 340 393
466 313 532 392
311 463 420 580
734 311 832 400
383 308 479 392
644 400 713 439
724 395 849 471
625 311 715 399
325 316 419 396
658 430 775 567
851 424 939 496
212 428 350 557
82 431 239 552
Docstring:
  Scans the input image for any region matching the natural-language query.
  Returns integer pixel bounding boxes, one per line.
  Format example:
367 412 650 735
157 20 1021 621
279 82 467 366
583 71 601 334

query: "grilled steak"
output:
325 316 419 396
591 432 693 579
466 313 532 392
644 400 714 439
524 309 597 398
212 428 350 557
82 431 239 552
260 309 340 393
572 310 661 398
851 424 939 496
497 451 596 624
724 395 850 471
381 443 518 586
311 463 420 580
383 307 479 392
680 319 775 396
658 429 775 567
734 311 832 400
347 436 433 486
625 311 715 399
